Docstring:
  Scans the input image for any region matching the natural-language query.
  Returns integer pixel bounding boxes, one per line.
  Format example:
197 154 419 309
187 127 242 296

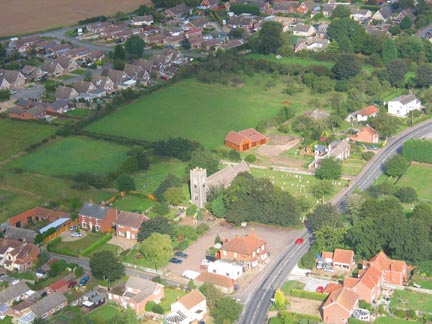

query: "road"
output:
239 230 310 324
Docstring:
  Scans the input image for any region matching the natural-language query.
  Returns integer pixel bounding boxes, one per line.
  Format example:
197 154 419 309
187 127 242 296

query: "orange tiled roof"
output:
321 251 333 259
237 128 268 143
357 105 379 116
177 289 206 310
196 272 234 288
324 283 343 294
343 277 359 288
225 131 248 146
368 251 407 273
358 266 381 290
49 279 68 291
220 233 266 256
322 287 358 312
333 249 354 265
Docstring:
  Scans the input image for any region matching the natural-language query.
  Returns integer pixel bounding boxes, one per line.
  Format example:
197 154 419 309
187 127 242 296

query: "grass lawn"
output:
0 119 55 162
390 289 432 313
86 304 121 321
281 280 306 295
160 288 187 313
85 77 338 149
381 88 407 102
54 233 108 256
341 157 367 176
398 163 432 202
65 109 94 117
415 279 432 290
0 316 13 324
374 317 420 324
247 53 334 68
112 195 154 213
9 136 130 176
88 243 121 256
71 69 87 75
57 74 75 80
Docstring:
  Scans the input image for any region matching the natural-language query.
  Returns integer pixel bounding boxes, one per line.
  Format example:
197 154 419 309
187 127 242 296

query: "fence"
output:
43 219 79 243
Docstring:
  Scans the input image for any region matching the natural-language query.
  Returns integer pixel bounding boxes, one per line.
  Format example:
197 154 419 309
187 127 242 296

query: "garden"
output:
398 163 432 202
390 289 432 313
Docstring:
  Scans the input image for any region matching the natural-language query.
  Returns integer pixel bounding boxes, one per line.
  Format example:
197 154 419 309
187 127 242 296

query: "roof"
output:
48 279 68 291
238 128 268 143
177 290 206 310
329 140 350 158
368 251 407 273
132 15 153 23
125 276 161 303
39 218 70 234
322 286 358 312
351 125 378 143
225 131 248 146
356 266 381 290
79 203 113 220
219 232 266 256
0 281 31 304
55 86 77 100
196 272 234 288
321 251 333 259
74 81 94 94
206 160 250 188
0 238 39 263
46 100 69 111
293 24 313 32
4 226 36 243
333 249 354 265
323 283 342 294
30 293 67 317
116 211 148 228
12 299 34 311
390 94 418 105
357 105 379 117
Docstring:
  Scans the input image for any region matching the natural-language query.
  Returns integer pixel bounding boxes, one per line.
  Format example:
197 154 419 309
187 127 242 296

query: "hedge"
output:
290 289 329 301
403 139 432 163
47 237 80 257
81 233 112 257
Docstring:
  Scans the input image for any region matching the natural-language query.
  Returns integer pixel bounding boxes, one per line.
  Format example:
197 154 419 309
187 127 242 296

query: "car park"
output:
170 258 183 264
174 251 188 258
295 238 304 245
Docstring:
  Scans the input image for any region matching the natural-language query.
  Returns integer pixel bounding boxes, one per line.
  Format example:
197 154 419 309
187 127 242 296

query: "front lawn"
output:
281 280 306 295
398 163 432 202
86 304 121 322
87 243 121 257
53 233 107 256
71 69 87 75
9 136 131 176
247 54 334 67
390 289 432 313
65 109 94 117
160 288 187 313
415 279 432 290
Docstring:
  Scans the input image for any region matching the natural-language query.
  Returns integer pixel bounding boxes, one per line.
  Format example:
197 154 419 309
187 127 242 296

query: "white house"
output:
208 260 243 280
164 290 207 324
292 24 315 37
388 94 422 117
131 15 154 26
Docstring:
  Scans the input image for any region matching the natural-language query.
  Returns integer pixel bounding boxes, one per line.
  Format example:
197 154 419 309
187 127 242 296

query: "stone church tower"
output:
190 167 207 208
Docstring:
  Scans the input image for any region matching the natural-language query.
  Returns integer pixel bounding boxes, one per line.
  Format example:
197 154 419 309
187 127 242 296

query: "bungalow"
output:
350 8 372 22
225 128 268 152
0 281 34 307
74 81 96 95
350 125 379 144
333 249 355 271
321 287 359 324
12 300 34 318
47 43 72 56
185 28 202 39
271 1 299 14
0 70 26 88
131 15 154 26
21 66 44 81
45 279 68 295
218 232 267 270
8 106 46 120
45 100 70 115
79 203 117 233
165 290 207 324
328 140 350 160
292 24 315 37
218 39 245 51
57 57 78 73
62 47 90 61
108 276 164 315
0 238 39 271
295 37 329 52
0 77 10 90
227 16 257 31
165 3 191 17
297 0 316 15
85 50 105 63
116 211 148 241
29 293 67 320
372 6 393 22
353 105 379 122
92 75 115 94
388 94 422 117
196 272 236 294
208 260 243 280
41 61 65 77
100 69 129 88
55 86 79 101
322 3 336 17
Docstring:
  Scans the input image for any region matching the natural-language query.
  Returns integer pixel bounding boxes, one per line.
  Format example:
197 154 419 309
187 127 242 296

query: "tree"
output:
395 186 417 203
315 226 346 251
116 174 136 192
154 174 183 202
125 35 145 59
327 18 365 53
181 37 191 50
90 251 125 281
33 319 48 324
399 0 414 9
137 216 173 241
307 203 341 232
311 180 334 202
381 39 398 65
229 28 245 39
113 44 126 70
0 89 10 101
139 233 173 268
416 64 432 88
274 289 285 310
347 192 366 224
163 187 184 205
188 149 219 176
331 5 352 19
315 158 342 180
399 37 424 63
385 58 408 87
384 154 409 177
252 21 284 54
400 16 413 30
211 297 243 324
200 283 224 309
332 54 361 80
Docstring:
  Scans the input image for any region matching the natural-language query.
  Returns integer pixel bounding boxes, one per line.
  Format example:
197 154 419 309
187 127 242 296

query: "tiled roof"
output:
333 249 354 265
116 211 148 228
322 286 358 312
48 279 68 291
79 203 113 220
358 266 381 290
324 282 343 294
238 128 268 143
196 272 234 288
225 131 248 146
357 105 379 116
220 233 265 256
321 251 333 259
177 290 205 310
0 281 31 304
30 293 66 317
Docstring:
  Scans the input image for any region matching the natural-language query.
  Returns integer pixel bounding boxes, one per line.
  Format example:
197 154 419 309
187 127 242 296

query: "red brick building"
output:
218 232 267 270
9 207 70 228
45 279 69 295
79 203 116 233
225 128 269 152
350 125 379 144
116 211 148 240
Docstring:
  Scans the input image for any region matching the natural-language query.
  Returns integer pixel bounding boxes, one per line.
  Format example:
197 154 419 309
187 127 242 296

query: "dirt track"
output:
0 0 151 37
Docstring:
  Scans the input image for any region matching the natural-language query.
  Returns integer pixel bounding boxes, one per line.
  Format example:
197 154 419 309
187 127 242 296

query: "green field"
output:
0 119 55 162
390 289 432 313
9 137 130 176
112 195 155 213
247 54 334 67
85 77 336 149
398 163 432 202
86 304 121 321
374 318 420 324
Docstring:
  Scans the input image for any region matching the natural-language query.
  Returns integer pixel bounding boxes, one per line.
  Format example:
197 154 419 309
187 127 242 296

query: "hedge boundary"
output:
81 233 112 257
290 289 329 301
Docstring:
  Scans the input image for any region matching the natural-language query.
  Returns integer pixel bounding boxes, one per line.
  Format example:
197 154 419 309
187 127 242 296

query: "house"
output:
333 249 355 271
108 276 164 315
225 128 269 152
165 3 191 17
350 8 372 22
218 39 245 51
208 260 243 279
350 125 379 144
322 3 336 17
218 232 267 270
0 70 26 88
82 291 105 310
47 43 72 56
328 140 350 160
165 290 207 324
0 281 34 306
12 299 34 318
45 279 68 295
351 105 379 122
62 47 90 61
131 15 154 26
388 94 422 117
21 66 44 81
8 106 46 120
292 24 315 37
227 16 257 31
3 226 37 243
200 0 220 8
100 69 129 88
364 251 408 286
30 292 67 320
196 272 236 293
295 37 329 52
394 8 415 23
55 86 79 101
372 6 393 21
297 0 316 15
78 203 117 233
116 211 148 240
85 50 105 63
344 266 382 303
0 238 39 271
321 287 359 324
41 61 64 77
57 57 78 73
271 1 299 14
74 81 96 94
8 207 70 228
45 100 70 115
0 77 10 90
92 75 115 94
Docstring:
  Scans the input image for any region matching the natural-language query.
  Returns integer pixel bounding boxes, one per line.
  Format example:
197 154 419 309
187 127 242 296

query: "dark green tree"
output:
331 5 352 19
399 37 424 63
0 90 10 101
332 54 361 80
229 28 245 39
90 251 125 280
384 154 409 177
137 216 173 241
154 174 183 202
252 21 284 54
315 158 342 180
116 174 136 192
200 283 224 309
113 44 126 70
381 39 398 65
400 16 413 30
395 186 417 203
327 18 365 53
181 37 191 50
187 149 219 176
369 111 400 137
416 64 432 88
307 204 341 232
125 35 145 59
211 297 243 324
399 0 414 9
385 59 407 87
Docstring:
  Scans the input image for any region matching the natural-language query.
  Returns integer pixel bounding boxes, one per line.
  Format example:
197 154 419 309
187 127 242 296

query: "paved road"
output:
331 118 432 211
239 230 310 324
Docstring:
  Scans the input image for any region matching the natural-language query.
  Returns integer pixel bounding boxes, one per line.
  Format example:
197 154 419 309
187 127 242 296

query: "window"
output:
82 222 87 228
252 252 256 257
223 251 227 256
234 253 237 258
213 270 216 273
95 225 100 232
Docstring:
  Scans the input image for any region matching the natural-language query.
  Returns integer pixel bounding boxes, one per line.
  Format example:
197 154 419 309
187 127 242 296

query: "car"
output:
324 267 334 273
170 258 183 264
316 286 324 293
70 232 83 237
295 238 304 245
9 89 16 94
174 251 188 258
67 281 77 288
79 276 89 286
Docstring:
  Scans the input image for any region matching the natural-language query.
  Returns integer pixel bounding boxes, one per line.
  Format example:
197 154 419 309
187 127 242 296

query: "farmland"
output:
0 0 151 37
9 137 130 176
85 77 340 149
398 163 432 202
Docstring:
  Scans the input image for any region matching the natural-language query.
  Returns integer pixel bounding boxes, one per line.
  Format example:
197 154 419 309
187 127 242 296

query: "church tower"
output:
190 167 207 208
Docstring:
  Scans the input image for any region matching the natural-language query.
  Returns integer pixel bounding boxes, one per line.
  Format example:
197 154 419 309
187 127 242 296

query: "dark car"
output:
170 258 183 264
174 251 188 258
68 281 77 288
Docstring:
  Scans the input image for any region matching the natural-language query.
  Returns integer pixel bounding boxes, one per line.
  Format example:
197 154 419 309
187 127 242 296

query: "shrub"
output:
185 205 196 216
290 289 328 301
196 223 209 235
152 303 164 314
81 234 112 257
362 151 375 161
228 150 241 161
245 154 256 163
75 266 84 277
178 240 189 251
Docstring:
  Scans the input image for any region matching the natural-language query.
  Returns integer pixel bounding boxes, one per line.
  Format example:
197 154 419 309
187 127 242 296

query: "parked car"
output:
79 276 90 286
174 251 188 258
68 281 77 288
316 286 324 293
70 232 83 237
170 258 183 264
295 238 304 245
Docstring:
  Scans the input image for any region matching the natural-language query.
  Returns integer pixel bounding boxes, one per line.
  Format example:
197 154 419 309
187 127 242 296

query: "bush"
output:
185 205 196 216
245 154 256 163
152 202 170 216
152 303 164 314
228 150 241 161
81 234 112 257
196 223 209 235
75 266 84 277
178 240 189 251
403 139 432 163
290 289 328 301
362 151 375 161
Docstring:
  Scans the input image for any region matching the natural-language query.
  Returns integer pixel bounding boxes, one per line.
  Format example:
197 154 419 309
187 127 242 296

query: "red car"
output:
295 238 304 245
316 286 324 293
67 281 77 288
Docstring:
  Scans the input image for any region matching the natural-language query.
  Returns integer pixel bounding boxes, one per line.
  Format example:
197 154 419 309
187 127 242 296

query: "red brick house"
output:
9 207 70 228
297 0 316 15
350 125 379 144
116 211 148 240
79 203 116 233
364 251 409 286
8 106 46 120
218 232 267 270
321 287 359 324
322 248 355 271
45 279 68 295
225 128 269 152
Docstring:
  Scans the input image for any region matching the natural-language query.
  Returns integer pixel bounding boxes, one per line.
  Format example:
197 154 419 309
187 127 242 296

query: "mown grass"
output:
398 163 432 202
85 304 121 321
160 288 187 313
112 195 155 213
374 317 420 324
53 233 109 256
9 136 130 176
390 289 432 313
